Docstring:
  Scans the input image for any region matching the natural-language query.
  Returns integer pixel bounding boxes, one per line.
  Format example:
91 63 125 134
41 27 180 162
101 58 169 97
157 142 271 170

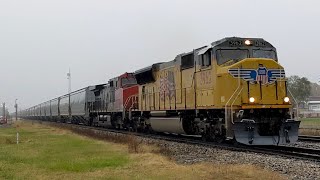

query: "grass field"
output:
300 118 320 128
299 118 320 135
0 121 284 180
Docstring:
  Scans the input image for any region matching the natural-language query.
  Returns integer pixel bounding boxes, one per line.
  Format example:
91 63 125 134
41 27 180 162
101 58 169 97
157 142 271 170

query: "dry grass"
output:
127 135 140 153
0 137 15 145
0 120 285 180
79 154 284 180
299 128 320 136
46 122 147 154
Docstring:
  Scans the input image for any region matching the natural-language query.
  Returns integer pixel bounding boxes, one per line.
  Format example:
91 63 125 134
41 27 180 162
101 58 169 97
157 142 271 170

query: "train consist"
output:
20 37 300 145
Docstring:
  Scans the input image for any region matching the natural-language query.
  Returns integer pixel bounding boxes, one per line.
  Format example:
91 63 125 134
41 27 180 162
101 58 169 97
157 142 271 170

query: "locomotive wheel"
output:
232 136 240 146
131 123 138 132
201 134 206 141
115 116 122 129
214 136 225 143
201 133 213 142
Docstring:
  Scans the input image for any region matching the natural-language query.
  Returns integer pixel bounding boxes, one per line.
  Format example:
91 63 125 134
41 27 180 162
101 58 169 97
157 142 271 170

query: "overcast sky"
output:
0 0 319 111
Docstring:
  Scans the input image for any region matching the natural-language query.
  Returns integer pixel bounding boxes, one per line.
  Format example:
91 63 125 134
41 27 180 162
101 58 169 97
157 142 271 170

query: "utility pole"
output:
15 99 18 121
67 68 71 122
2 103 6 123
67 68 71 95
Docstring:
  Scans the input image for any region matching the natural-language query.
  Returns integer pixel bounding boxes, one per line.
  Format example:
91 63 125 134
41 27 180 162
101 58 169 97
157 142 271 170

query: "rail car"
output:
23 86 97 123
22 73 139 128
20 37 300 145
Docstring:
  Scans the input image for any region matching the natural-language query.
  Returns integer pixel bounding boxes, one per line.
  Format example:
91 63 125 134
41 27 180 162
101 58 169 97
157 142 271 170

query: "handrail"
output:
225 68 241 128
230 87 243 124
224 87 242 126
287 88 299 120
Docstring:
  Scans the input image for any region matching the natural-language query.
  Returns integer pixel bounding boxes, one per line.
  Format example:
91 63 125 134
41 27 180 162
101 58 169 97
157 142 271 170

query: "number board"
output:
229 40 243 47
254 41 266 47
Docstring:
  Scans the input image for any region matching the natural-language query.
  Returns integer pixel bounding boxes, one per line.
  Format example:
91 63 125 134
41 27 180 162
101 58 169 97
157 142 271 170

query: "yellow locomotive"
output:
134 37 300 145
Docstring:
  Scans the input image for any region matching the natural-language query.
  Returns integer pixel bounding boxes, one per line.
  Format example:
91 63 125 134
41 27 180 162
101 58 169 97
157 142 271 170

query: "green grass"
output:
0 121 284 180
299 118 320 135
300 118 320 129
0 123 128 179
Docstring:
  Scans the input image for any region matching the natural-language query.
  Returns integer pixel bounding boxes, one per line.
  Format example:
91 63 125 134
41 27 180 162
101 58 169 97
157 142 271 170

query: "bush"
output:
127 135 140 153
5 138 15 144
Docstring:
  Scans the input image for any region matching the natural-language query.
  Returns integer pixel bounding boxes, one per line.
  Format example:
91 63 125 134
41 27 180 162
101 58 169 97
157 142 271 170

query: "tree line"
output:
287 75 314 105
0 106 10 118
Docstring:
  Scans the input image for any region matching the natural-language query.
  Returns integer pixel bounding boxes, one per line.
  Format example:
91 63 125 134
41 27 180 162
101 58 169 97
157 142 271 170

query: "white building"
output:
308 101 320 111
306 96 320 111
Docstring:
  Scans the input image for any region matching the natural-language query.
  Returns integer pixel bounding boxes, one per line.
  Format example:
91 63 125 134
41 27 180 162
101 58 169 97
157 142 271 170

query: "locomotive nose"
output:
228 58 288 106
226 58 300 145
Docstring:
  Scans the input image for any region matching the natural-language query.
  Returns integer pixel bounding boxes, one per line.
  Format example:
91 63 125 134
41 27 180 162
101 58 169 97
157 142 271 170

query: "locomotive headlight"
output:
284 97 290 103
245 40 252 45
249 97 255 103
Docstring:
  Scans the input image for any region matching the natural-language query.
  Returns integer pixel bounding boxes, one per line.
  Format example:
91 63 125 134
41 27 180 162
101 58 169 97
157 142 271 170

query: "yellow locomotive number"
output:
200 71 212 85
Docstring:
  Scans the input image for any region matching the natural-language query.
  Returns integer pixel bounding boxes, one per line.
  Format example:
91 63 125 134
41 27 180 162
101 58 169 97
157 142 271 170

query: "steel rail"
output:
299 135 320 142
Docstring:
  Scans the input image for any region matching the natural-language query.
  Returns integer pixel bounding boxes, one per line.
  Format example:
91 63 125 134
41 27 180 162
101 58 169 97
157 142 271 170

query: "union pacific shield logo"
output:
228 67 285 85
256 67 268 84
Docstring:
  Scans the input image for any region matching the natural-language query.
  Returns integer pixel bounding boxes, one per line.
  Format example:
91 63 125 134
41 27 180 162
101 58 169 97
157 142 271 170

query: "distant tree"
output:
310 82 320 96
287 75 311 103
6 109 11 119
0 107 10 118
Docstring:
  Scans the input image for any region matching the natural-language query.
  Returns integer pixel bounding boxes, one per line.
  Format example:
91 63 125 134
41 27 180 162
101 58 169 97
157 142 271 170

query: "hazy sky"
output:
0 0 319 111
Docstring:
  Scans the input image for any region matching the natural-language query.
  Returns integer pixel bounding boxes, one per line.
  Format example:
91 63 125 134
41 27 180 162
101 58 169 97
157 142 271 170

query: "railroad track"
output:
252 146 320 162
35 120 320 162
299 135 320 142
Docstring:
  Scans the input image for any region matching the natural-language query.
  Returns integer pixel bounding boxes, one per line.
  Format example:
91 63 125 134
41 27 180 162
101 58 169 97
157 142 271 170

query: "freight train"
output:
20 37 300 145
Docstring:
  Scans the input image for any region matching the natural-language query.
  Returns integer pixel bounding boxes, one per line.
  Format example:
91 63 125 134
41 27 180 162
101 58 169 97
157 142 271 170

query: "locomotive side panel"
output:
123 85 139 110
114 88 123 112
195 69 215 108
180 67 195 110
138 62 198 111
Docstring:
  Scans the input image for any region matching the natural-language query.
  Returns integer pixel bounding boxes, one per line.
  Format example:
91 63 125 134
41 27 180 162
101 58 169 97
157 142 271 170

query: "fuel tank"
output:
149 116 186 134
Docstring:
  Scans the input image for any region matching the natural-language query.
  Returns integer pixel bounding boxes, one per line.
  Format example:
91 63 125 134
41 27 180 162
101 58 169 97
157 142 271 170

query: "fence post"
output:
16 132 19 144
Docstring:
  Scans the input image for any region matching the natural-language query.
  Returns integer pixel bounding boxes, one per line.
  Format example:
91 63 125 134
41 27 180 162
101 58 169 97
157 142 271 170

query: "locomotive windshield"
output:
216 49 277 65
216 49 249 65
253 49 277 60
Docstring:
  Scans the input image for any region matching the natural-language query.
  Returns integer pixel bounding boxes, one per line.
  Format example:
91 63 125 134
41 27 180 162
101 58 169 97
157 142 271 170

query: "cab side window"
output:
201 51 211 67
181 53 194 70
